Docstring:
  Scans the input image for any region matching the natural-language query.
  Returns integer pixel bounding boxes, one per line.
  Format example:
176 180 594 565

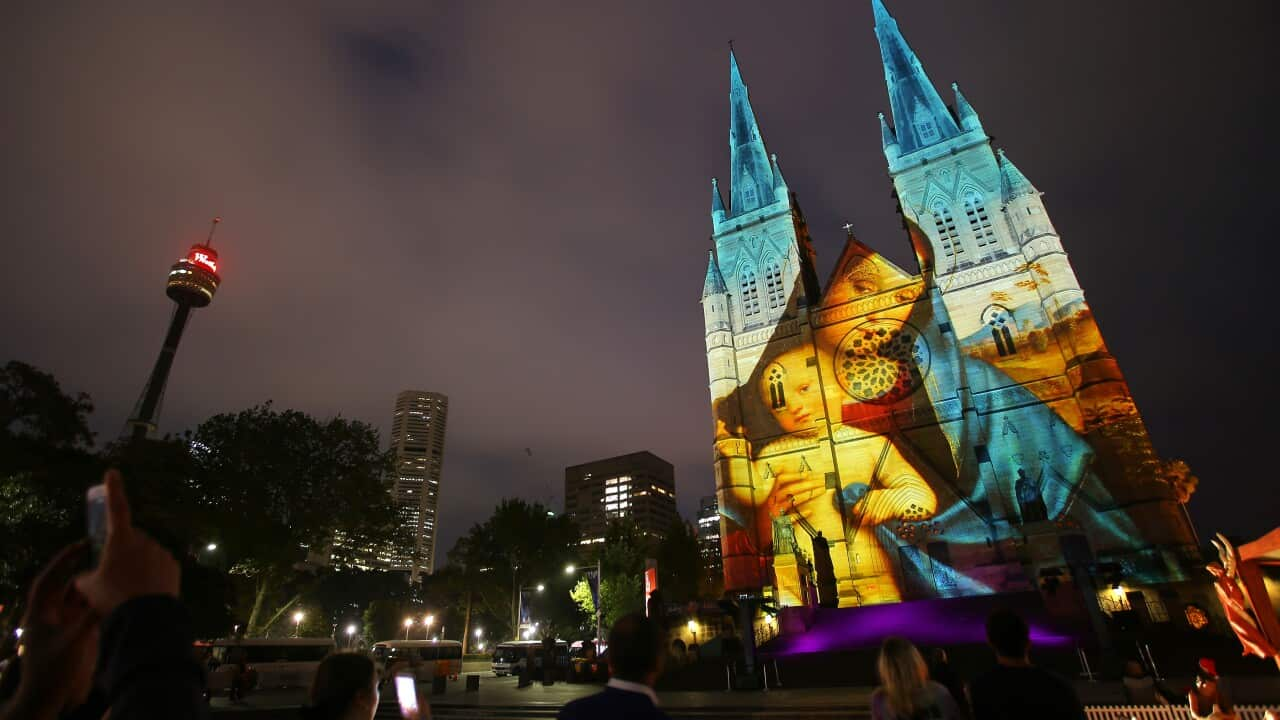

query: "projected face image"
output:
759 350 823 434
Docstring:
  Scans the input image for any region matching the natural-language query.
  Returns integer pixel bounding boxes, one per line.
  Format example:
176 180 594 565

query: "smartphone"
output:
86 484 107 565
394 673 419 719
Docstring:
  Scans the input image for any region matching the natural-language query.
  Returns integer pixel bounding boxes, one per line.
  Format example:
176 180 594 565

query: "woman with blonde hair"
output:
871 637 961 720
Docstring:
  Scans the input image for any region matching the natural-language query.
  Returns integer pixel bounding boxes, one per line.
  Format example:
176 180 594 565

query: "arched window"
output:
764 259 785 310
740 267 761 318
982 305 1017 356
931 200 963 261
767 366 786 409
964 191 998 253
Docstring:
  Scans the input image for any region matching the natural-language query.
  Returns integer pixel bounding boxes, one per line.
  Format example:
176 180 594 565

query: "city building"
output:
696 495 722 588
564 452 678 544
701 0 1198 615
388 390 448 582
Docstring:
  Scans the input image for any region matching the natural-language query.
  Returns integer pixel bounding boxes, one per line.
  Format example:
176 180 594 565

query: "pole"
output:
462 589 473 655
128 303 193 439
595 555 603 655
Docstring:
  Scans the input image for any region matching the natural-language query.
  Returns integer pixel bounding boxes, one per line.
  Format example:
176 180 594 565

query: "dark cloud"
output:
3 0 1276 560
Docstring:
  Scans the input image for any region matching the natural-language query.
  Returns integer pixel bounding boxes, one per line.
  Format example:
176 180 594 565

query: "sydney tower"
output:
125 218 224 440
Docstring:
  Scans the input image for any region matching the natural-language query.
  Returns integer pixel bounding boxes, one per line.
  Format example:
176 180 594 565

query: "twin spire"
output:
712 49 787 223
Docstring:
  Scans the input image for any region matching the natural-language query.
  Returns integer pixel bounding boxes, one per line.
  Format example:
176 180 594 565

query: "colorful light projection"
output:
712 221 1193 609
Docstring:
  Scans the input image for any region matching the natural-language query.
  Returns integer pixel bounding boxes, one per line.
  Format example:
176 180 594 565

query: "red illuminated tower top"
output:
126 217 226 440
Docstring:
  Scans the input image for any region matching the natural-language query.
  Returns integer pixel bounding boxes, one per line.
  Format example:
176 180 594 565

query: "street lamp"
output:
515 583 546 641
345 624 357 648
564 564 575 575
206 542 218 552
536 583 545 592
687 619 698 647
293 611 305 638
566 558 604 653
403 617 414 640
424 614 435 640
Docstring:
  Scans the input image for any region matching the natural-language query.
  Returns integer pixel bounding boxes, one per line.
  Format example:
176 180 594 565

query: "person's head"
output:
876 637 929 717
985 609 1030 661
928 647 948 666
606 613 665 687
758 345 825 435
306 653 379 720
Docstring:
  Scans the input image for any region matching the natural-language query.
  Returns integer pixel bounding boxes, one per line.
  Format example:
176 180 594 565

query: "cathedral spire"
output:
998 149 1037 202
872 0 960 156
702 250 728 298
951 82 983 133
728 49 776 217
711 177 727 224
770 153 788 198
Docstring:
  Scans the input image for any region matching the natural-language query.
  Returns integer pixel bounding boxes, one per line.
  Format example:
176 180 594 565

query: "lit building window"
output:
982 305 1017 357
1185 604 1209 630
764 259 785 310
767 366 786 409
964 191 998 251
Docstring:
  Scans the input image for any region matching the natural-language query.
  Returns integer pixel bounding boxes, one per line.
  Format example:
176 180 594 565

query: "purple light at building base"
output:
768 593 1081 656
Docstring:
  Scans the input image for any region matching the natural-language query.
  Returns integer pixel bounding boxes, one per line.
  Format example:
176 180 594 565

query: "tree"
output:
447 499 579 641
0 362 98 611
654 518 702 604
184 403 397 635
570 520 650 633
1159 459 1200 504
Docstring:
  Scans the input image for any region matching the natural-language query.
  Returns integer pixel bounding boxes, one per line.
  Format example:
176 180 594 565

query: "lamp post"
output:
403 617 414 640
206 542 218 552
514 583 545 640
345 624 357 649
687 619 698 648
424 614 435 640
292 611 304 638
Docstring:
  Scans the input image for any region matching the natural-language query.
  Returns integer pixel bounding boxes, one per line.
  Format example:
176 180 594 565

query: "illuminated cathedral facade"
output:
702 0 1198 616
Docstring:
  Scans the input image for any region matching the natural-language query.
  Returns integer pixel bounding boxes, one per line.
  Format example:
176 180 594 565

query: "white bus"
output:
370 640 463 682
490 640 568 676
199 638 336 695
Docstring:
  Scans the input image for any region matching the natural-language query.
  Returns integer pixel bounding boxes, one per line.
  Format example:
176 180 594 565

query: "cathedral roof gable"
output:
819 232 919 308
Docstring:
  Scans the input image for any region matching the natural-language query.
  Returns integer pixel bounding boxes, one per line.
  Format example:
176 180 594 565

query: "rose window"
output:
835 319 930 404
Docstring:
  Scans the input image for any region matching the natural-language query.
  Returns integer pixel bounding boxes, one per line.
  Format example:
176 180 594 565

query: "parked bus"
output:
370 640 463 682
200 638 336 696
490 640 568 677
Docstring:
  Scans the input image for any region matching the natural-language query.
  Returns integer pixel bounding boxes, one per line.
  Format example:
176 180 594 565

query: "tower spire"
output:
951 83 983 133
702 249 728 298
998 149 1037 202
711 178 727 224
871 0 959 155
728 48 776 217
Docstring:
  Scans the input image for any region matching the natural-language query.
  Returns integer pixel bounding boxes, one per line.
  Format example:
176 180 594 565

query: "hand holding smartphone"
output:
395 673 421 719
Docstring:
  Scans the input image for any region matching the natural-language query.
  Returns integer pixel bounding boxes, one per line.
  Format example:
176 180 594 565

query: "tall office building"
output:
564 452 677 544
696 495 723 588
388 390 448 582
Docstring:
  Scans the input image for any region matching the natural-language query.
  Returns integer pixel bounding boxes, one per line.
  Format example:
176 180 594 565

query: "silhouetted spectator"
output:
870 637 960 720
303 653 382 720
558 613 669 720
967 609 1084 720
928 648 966 715
1121 659 1157 704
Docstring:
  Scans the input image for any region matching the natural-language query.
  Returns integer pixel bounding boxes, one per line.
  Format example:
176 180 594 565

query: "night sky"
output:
4 1 1277 559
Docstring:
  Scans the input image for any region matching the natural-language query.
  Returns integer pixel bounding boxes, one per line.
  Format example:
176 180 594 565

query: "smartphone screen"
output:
86 484 107 565
394 673 419 719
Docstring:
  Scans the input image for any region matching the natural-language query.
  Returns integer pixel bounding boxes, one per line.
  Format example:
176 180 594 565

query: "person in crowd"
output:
558 613 669 720
869 637 961 720
926 648 966 716
0 469 205 720
1188 665 1236 719
302 652 389 720
1121 659 1157 704
967 609 1084 720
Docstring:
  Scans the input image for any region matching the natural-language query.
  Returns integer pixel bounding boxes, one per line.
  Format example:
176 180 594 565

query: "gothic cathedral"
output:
702 0 1198 615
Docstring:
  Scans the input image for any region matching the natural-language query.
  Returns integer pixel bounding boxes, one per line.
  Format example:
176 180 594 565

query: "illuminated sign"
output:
187 247 218 274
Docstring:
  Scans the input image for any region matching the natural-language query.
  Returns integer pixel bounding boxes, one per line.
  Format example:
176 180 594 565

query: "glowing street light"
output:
206 542 218 552
687 619 698 646
564 564 575 575
475 627 484 639
345 624 357 648
403 617 414 640
536 583 545 592
424 614 435 639
292 611 305 637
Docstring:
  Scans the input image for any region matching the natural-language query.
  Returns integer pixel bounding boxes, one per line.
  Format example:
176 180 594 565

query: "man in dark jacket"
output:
968 609 1085 720
558 613 669 720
